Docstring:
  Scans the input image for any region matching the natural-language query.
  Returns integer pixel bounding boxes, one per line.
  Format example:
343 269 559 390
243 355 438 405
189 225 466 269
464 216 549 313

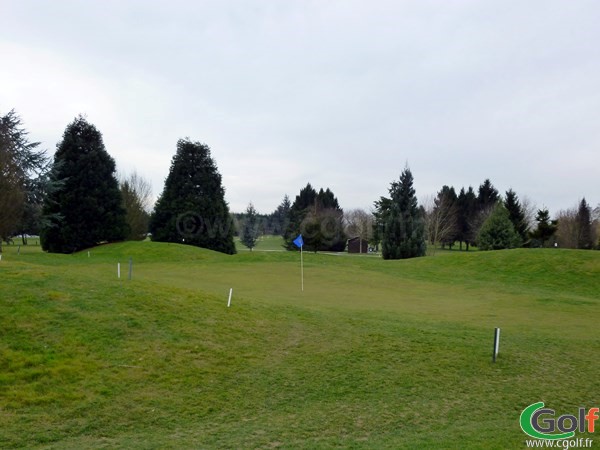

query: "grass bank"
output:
1 242 598 448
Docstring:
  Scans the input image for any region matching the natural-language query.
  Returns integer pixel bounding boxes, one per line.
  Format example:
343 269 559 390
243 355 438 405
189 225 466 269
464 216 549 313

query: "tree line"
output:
238 170 598 256
1 108 598 256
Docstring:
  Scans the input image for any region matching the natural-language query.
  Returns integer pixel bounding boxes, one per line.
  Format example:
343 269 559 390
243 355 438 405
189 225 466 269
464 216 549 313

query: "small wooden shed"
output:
347 236 368 254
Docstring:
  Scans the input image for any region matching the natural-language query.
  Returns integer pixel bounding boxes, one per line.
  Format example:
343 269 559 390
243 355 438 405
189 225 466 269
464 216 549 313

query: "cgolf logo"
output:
520 402 599 440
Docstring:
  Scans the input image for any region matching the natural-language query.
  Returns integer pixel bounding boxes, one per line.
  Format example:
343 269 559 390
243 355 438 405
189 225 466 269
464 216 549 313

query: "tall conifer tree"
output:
41 116 128 253
504 189 528 245
456 187 478 250
149 138 235 254
241 202 260 251
576 198 593 250
381 166 426 259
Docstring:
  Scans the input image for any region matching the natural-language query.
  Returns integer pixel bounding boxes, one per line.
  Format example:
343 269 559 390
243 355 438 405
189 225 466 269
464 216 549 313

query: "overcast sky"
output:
1 0 599 215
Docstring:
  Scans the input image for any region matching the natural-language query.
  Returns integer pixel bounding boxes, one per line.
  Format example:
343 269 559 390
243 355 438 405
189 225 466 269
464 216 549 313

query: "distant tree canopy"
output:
379 166 426 260
149 138 236 254
0 109 48 250
41 116 128 253
284 183 346 251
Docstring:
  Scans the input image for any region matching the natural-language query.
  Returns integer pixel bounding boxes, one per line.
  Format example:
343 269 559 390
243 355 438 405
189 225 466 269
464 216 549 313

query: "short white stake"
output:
227 288 233 307
118 262 121 279
493 327 501 363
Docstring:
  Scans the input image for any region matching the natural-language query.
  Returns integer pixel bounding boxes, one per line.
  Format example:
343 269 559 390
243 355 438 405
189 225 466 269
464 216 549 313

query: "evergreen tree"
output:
284 183 317 247
477 204 521 250
284 183 346 251
149 138 235 254
41 116 128 253
477 179 499 211
0 109 48 251
381 166 426 259
575 198 593 249
456 186 477 251
470 178 500 244
271 194 291 237
241 202 260 251
530 208 557 247
372 196 392 252
504 189 528 245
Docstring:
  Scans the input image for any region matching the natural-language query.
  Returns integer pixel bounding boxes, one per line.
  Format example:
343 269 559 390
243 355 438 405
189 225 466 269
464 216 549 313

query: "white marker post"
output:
117 262 121 279
227 288 233 307
492 327 501 363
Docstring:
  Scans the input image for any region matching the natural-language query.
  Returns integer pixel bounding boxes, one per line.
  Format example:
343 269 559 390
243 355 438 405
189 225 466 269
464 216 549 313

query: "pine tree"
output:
271 194 291 237
456 186 477 251
381 166 426 259
41 116 128 253
530 208 557 247
477 179 499 211
470 178 500 244
149 138 235 254
576 198 593 250
504 189 528 245
241 202 260 251
477 204 521 250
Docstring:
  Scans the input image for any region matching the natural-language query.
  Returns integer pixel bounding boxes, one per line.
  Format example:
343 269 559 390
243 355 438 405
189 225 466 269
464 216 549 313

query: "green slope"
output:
1 242 598 448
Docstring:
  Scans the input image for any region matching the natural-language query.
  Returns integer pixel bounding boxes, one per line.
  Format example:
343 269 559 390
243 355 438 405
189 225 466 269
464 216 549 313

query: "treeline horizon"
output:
2 108 598 255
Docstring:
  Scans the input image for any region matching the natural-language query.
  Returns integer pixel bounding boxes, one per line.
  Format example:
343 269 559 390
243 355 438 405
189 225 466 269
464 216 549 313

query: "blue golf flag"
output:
293 234 304 248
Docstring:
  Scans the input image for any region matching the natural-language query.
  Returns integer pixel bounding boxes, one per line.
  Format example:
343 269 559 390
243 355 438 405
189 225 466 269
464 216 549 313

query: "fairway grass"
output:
1 242 599 449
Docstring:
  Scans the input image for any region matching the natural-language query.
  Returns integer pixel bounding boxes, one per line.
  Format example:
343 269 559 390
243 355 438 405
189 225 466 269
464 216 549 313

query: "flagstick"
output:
301 244 304 292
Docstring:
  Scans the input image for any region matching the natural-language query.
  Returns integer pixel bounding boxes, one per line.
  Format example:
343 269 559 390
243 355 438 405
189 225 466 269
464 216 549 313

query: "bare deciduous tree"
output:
556 207 578 248
344 208 373 253
520 195 537 232
423 192 458 255
120 171 153 240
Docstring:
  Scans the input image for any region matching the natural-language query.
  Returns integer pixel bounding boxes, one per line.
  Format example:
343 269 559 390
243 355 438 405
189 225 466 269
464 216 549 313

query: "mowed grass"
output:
0 241 599 449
